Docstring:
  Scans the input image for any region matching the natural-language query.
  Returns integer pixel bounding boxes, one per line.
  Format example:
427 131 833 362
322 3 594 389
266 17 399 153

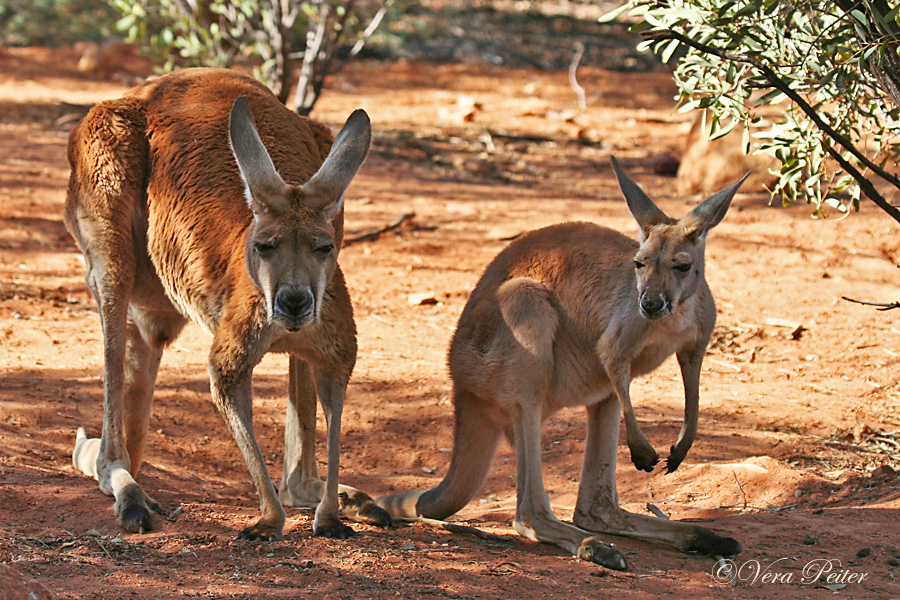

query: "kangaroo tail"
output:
376 390 503 520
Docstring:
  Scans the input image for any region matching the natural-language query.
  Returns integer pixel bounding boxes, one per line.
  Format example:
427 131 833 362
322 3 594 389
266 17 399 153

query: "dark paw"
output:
628 444 659 473
666 441 692 473
236 522 284 542
115 483 158 534
684 526 742 556
577 537 628 571
314 518 356 539
339 491 394 528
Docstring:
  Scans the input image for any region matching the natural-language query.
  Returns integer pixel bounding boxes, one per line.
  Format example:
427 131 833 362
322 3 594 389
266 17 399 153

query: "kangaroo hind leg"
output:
491 278 627 570
574 396 741 556
66 98 168 533
280 357 392 527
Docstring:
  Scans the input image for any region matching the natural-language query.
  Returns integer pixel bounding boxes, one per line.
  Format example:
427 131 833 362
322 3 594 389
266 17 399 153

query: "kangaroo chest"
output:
629 300 704 377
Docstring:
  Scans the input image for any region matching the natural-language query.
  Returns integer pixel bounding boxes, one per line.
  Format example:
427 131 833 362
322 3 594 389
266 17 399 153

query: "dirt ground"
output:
1 43 900 600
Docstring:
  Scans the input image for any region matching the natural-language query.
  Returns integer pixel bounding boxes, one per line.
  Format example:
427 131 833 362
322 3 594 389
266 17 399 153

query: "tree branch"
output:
841 296 900 311
644 28 900 226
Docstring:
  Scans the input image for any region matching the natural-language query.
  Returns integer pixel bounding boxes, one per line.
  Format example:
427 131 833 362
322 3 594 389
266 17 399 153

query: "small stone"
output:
407 292 438 306
888 558 900 567
652 153 680 176
856 547 871 558
85 528 101 537
803 535 816 545
486 224 527 241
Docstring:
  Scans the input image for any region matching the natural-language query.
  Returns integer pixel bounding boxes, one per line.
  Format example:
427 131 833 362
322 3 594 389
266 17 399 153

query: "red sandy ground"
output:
1 46 899 599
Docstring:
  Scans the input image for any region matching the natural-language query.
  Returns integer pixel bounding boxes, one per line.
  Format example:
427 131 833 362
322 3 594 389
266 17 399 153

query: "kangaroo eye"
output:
314 243 335 256
634 260 645 269
674 263 692 272
254 241 276 256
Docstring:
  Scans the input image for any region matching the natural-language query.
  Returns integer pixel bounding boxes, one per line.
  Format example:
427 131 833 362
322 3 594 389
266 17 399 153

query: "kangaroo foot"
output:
681 526 742 556
236 519 284 542
577 537 628 571
115 483 162 534
339 490 393 528
313 516 356 539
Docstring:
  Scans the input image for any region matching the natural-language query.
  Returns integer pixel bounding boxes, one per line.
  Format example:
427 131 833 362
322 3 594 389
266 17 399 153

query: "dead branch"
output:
417 517 512 543
569 42 587 111
841 296 900 311
350 0 394 58
343 212 415 246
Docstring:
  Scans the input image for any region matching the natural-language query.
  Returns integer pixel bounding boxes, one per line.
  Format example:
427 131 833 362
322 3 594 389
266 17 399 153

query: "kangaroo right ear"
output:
302 109 371 216
229 96 289 215
610 156 670 240
680 172 750 239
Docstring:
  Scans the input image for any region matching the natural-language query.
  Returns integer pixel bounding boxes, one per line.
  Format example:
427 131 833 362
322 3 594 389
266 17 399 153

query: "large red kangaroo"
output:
377 158 746 569
66 68 390 541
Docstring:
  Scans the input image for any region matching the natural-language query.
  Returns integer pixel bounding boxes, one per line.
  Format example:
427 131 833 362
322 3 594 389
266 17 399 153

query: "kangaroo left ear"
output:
303 109 371 217
680 172 750 238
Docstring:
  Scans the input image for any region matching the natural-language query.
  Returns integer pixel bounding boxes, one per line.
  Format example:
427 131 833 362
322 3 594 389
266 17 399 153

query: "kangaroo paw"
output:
627 440 659 473
313 516 356 540
577 537 628 571
682 526 742 556
339 491 394 528
236 520 284 542
115 483 160 534
665 439 694 473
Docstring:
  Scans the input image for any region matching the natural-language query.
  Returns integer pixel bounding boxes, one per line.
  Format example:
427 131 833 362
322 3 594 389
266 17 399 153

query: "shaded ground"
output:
1 35 900 600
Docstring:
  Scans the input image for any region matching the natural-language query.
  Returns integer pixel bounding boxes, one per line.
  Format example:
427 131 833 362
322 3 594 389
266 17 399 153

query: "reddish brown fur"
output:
66 68 389 541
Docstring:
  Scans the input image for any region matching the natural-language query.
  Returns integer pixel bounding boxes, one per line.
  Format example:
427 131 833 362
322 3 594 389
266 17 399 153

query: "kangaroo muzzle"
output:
274 286 315 330
639 292 670 320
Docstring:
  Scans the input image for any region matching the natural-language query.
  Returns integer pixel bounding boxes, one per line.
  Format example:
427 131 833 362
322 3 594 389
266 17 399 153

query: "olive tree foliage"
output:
109 0 394 114
0 0 119 45
604 0 900 224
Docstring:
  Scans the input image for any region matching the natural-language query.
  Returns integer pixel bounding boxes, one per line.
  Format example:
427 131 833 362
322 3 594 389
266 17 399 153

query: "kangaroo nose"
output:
275 287 314 320
640 294 666 317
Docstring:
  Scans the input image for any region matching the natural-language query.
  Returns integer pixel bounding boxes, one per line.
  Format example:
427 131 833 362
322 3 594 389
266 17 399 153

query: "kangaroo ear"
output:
229 96 289 214
610 156 670 240
302 109 371 217
680 172 750 238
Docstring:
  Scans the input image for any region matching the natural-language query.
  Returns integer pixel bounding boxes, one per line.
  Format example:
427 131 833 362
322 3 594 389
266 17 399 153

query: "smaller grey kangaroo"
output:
377 157 747 569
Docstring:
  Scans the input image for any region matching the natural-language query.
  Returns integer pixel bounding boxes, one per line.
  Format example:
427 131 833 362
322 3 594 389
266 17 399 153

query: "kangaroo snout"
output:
274 286 315 328
639 293 670 319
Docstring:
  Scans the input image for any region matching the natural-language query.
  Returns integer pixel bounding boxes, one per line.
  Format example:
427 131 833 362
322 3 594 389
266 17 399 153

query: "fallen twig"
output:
397 516 512 543
646 503 670 520
842 296 900 311
343 212 416 246
94 539 113 560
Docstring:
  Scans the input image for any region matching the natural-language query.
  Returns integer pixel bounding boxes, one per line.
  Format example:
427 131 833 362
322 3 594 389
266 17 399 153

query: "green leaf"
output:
661 39 682 63
822 583 848 590
598 3 632 23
